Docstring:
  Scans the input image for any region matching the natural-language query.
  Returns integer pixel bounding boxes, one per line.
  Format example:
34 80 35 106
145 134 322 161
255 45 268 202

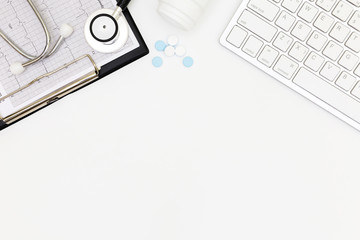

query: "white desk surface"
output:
1 0 360 239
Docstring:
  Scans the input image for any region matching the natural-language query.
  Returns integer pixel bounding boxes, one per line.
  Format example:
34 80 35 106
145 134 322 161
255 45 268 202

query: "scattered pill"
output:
175 45 186 57
164 46 175 57
183 56 194 68
153 36 194 68
152 56 163 68
155 40 167 52
167 35 179 46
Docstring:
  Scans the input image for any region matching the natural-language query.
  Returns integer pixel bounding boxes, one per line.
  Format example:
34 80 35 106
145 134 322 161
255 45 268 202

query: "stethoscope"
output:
84 0 132 54
0 0 73 75
0 0 131 75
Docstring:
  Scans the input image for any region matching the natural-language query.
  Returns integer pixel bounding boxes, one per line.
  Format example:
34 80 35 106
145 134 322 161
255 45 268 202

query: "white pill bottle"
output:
158 0 210 30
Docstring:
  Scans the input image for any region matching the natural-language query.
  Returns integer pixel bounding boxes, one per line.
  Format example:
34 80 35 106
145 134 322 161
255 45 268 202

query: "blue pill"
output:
183 56 194 68
152 56 163 68
155 40 167 52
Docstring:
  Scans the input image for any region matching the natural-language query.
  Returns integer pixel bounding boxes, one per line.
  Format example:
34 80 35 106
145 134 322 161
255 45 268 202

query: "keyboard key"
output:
291 21 312 41
307 31 328 51
349 11 360 31
242 36 264 57
226 26 248 48
347 0 360 7
273 32 293 51
258 45 279 67
339 51 359 70
345 32 360 53
294 68 360 124
238 10 277 42
305 52 325 71
323 41 343 60
320 62 341 81
248 0 280 21
276 11 296 31
332 1 353 21
314 12 335 33
282 0 302 12
274 55 299 79
298 2 319 22
336 72 357 91
351 81 360 99
316 0 337 11
329 22 351 42
355 64 360 77
289 42 309 61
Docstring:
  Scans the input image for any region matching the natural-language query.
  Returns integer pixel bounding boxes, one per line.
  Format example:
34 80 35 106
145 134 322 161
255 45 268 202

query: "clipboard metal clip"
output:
0 54 100 124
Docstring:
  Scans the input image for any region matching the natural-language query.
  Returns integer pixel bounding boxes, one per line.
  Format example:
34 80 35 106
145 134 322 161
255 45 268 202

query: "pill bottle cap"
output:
158 1 203 30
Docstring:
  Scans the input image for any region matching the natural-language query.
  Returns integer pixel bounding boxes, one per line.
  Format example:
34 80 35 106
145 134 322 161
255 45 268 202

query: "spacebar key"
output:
293 68 360 124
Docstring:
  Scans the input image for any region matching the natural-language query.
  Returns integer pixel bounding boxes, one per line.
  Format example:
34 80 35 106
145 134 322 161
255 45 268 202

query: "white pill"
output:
164 46 175 57
175 45 186 57
10 62 25 75
60 23 74 38
167 35 178 46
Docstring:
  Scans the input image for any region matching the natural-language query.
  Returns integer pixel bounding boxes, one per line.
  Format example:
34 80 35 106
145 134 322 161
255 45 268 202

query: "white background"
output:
1 0 360 239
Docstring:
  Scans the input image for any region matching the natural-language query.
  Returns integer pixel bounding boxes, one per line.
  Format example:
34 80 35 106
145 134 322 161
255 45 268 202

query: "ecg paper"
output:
0 0 139 118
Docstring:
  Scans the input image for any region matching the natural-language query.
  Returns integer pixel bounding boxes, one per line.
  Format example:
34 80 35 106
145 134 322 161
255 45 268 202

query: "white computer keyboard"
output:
220 0 360 130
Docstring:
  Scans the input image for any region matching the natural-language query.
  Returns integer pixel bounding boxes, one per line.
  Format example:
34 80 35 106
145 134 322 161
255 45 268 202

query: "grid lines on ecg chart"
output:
0 0 134 109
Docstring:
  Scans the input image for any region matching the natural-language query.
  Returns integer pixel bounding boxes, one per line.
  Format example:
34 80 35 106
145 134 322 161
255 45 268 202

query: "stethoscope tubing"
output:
0 0 50 66
117 0 132 10
0 0 69 68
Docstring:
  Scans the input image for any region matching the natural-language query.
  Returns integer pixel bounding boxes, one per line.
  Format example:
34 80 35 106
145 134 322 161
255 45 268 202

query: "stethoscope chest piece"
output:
84 9 129 53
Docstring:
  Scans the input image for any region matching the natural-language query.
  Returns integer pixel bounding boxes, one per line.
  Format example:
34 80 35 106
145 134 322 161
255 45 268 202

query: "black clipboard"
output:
0 9 149 131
